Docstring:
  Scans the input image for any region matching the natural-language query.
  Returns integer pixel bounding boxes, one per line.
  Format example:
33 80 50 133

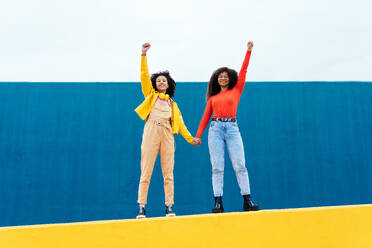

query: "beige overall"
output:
137 99 175 206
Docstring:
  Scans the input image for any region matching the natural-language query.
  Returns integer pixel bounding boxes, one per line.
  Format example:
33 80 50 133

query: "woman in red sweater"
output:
193 42 259 213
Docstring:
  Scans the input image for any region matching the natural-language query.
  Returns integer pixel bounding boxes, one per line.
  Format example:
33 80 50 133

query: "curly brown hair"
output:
150 70 176 98
205 67 238 101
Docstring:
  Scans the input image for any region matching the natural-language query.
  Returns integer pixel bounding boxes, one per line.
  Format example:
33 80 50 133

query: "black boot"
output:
136 205 146 219
212 196 224 213
165 205 176 217
243 195 259 211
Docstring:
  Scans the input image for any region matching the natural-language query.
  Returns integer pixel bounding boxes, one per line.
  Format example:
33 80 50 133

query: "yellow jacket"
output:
134 56 194 144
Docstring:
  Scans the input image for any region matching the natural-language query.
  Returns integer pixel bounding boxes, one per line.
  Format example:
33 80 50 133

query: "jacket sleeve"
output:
177 107 194 144
140 56 155 97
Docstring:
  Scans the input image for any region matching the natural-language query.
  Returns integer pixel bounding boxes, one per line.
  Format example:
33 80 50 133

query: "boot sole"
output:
212 209 224 213
166 213 176 217
243 206 260 211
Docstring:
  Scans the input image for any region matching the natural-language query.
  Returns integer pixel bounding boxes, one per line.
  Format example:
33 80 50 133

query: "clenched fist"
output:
142 43 151 56
247 41 254 51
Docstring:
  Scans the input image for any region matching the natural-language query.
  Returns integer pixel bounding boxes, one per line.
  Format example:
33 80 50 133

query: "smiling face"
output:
155 75 169 93
217 71 230 88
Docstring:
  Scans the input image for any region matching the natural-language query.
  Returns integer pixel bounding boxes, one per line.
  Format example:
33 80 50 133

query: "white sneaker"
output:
165 205 176 217
136 206 146 219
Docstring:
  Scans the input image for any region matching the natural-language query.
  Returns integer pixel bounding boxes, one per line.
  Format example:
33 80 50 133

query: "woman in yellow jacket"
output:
135 43 196 219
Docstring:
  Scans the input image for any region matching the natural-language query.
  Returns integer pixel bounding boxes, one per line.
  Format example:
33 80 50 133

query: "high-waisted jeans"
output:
208 121 251 197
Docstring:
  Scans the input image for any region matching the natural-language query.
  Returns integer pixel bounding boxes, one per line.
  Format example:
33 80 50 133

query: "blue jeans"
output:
208 121 251 197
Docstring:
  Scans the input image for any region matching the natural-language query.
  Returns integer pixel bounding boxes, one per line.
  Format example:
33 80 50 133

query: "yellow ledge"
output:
1 205 371 248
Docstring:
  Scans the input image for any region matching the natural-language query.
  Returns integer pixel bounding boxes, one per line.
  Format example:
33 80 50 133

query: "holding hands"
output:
192 137 201 147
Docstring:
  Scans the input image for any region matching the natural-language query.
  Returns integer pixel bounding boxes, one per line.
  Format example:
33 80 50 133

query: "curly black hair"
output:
206 67 238 101
150 70 176 98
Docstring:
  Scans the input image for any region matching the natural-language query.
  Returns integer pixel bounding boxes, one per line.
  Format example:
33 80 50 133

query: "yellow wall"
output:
1 205 371 248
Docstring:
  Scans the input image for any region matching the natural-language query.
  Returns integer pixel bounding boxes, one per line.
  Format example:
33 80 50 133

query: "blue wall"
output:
0 82 371 227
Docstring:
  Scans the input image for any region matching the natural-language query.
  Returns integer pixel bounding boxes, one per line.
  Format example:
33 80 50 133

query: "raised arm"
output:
140 43 155 97
233 41 254 93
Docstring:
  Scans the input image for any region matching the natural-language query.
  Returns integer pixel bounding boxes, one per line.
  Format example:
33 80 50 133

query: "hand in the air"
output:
142 43 151 56
247 41 254 51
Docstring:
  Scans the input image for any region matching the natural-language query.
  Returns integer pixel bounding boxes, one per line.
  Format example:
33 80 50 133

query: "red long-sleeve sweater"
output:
195 50 252 138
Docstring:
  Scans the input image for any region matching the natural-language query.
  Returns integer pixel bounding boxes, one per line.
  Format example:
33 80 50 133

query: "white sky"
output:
0 0 371 82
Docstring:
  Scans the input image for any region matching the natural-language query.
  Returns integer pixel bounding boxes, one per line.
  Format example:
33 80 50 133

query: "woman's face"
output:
156 75 169 93
217 72 229 88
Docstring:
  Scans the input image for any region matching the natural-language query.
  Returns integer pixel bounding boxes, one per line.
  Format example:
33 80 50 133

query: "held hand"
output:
247 41 254 51
192 140 201 146
192 137 201 147
142 43 151 55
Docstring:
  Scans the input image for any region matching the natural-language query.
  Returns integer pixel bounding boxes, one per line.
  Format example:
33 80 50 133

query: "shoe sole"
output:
136 215 146 219
166 213 176 217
